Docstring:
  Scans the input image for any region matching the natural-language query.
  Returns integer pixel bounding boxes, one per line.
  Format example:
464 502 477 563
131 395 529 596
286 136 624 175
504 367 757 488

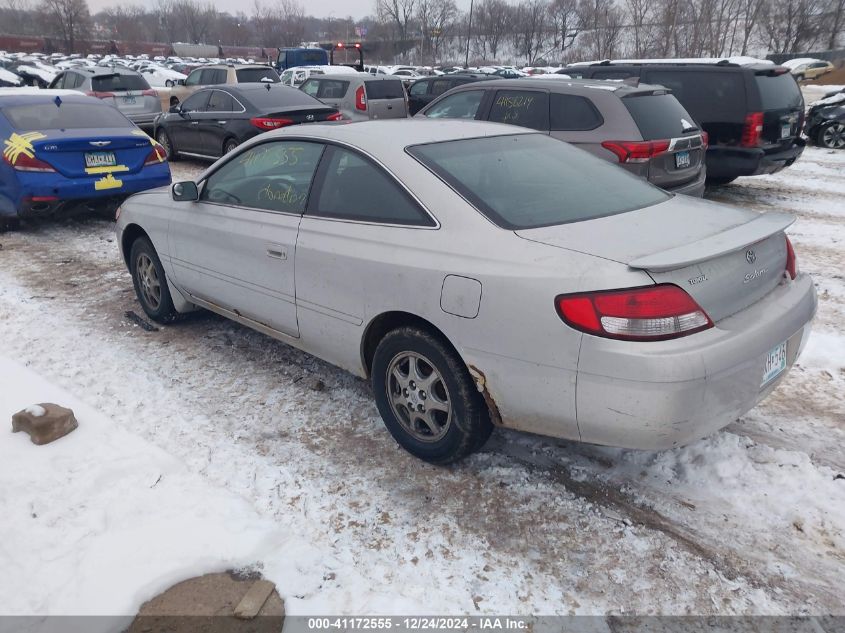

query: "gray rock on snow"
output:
12 403 78 445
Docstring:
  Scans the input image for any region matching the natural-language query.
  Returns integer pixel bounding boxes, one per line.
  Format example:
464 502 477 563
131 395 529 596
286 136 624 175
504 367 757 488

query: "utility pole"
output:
464 0 474 68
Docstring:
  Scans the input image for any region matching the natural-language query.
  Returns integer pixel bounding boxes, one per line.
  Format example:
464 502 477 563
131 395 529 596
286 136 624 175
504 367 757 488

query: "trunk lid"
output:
363 79 407 120
33 129 155 178
516 196 792 322
265 106 337 124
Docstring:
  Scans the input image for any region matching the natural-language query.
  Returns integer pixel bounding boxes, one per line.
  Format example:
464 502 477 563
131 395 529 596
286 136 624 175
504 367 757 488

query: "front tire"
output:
795 73 805 82
156 129 179 161
129 237 178 323
818 122 845 149
223 138 239 155
165 79 174 87
372 326 493 464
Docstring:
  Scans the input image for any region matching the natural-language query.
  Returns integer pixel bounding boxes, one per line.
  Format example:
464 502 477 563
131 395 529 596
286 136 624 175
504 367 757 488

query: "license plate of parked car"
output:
84 151 117 168
781 124 792 139
761 341 787 386
675 151 691 168
122 95 136 105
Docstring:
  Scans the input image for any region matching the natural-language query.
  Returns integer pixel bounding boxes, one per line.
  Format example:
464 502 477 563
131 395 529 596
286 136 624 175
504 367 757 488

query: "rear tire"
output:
156 129 179 161
818 122 845 149
372 326 493 464
223 138 239 155
130 237 178 324
794 73 805 82
706 176 737 186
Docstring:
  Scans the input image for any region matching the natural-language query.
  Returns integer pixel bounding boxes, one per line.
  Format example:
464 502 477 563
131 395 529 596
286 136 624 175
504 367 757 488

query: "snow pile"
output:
24 404 46 417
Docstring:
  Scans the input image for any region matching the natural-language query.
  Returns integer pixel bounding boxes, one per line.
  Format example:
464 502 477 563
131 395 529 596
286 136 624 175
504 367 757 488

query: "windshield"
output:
755 72 803 110
3 102 131 129
92 73 150 92
408 134 669 229
236 67 280 83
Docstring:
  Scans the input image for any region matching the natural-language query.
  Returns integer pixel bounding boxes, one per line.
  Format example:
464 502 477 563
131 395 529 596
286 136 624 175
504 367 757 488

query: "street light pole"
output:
464 0 474 68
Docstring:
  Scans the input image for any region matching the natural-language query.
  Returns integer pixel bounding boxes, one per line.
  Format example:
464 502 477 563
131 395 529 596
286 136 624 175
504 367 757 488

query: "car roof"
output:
76 66 141 75
450 77 666 96
202 63 272 70
0 90 100 106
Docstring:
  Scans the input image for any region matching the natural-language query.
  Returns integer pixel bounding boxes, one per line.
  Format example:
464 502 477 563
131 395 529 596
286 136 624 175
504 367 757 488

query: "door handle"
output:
217 121 227 125
190 121 199 125
266 245 287 260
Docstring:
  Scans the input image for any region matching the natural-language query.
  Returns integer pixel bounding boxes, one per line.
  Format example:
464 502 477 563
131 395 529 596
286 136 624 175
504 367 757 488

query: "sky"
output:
86 0 475 20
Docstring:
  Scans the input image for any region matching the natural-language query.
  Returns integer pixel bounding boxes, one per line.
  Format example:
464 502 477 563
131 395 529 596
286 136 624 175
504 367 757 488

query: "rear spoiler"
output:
628 212 795 272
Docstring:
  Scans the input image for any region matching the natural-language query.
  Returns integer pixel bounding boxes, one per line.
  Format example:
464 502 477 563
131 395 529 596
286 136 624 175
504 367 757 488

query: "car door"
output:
168 140 326 337
170 91 210 154
201 89 239 156
295 144 437 366
407 78 431 115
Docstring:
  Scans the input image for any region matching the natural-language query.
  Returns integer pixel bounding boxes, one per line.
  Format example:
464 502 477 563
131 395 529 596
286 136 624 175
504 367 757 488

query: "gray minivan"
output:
418 78 707 197
300 75 408 121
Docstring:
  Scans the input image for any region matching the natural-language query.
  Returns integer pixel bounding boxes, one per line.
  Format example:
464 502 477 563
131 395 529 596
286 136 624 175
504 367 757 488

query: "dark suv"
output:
418 78 707 196
407 73 496 115
561 61 805 185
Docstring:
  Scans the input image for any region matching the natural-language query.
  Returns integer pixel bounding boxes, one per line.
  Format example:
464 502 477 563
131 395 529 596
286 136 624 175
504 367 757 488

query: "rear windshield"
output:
623 93 699 139
3 102 130 129
755 72 803 110
365 80 405 100
409 134 669 230
91 73 150 92
244 86 324 109
236 67 280 83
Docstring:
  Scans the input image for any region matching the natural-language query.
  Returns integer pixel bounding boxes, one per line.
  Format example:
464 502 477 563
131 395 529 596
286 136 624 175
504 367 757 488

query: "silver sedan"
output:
115 120 817 463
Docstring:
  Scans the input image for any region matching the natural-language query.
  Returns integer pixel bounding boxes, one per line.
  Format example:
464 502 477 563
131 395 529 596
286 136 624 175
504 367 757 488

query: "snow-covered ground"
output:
0 150 843 619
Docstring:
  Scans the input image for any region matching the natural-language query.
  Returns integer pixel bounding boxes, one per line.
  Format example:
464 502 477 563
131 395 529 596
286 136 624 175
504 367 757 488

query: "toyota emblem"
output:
746 249 756 264
306 114 315 121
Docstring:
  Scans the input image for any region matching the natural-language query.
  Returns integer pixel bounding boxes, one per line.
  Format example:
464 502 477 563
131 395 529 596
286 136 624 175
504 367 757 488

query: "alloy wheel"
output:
822 123 845 149
386 351 452 443
136 253 161 311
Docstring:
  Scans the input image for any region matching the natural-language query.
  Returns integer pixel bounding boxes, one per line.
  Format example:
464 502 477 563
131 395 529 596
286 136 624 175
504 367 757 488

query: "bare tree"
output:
376 0 417 49
759 0 825 52
472 0 511 61
576 0 623 59
39 0 89 53
417 0 458 64
3 0 34 33
623 0 653 56
278 0 306 46
549 0 581 61
826 0 845 49
511 0 549 65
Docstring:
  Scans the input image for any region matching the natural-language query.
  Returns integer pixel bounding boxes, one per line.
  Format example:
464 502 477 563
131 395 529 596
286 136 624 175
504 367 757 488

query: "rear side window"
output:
755 73 802 110
550 94 603 131
488 90 549 131
430 79 453 96
92 73 150 92
622 93 698 139
313 79 349 99
3 102 130 129
207 90 236 112
409 80 429 96
236 67 280 83
590 69 635 80
199 69 226 85
425 90 484 119
312 147 433 226
364 80 404 100
643 70 745 121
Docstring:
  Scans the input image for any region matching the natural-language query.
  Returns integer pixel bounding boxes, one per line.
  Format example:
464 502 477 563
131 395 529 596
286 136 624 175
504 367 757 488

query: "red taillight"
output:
144 143 168 165
785 236 797 280
250 117 294 130
556 284 713 341
327 112 343 121
701 131 709 148
601 139 670 163
355 85 367 111
741 112 764 147
3 152 55 172
26 195 58 202
86 91 115 99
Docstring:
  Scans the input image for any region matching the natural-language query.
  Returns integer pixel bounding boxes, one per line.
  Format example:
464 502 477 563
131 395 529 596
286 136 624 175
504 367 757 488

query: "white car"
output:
139 65 187 88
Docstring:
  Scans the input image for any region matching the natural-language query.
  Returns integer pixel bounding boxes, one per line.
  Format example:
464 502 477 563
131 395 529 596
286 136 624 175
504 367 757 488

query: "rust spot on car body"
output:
468 364 503 427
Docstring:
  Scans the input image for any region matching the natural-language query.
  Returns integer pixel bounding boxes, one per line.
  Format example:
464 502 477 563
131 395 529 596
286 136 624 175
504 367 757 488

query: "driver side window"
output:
185 70 202 86
200 141 324 214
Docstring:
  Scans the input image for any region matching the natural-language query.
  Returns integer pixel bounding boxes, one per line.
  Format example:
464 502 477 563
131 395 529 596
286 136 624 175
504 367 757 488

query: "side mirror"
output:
176 79 186 86
168 104 181 113
171 181 198 202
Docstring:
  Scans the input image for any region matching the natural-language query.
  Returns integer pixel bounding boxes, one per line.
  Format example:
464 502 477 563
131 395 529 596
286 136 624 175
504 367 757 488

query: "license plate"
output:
84 151 117 168
781 123 791 139
122 95 136 105
675 151 691 169
761 341 787 387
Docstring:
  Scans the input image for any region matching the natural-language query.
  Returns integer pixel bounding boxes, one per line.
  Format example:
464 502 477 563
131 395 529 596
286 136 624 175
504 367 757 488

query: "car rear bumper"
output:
662 169 706 197
575 273 816 449
11 164 171 218
706 140 805 179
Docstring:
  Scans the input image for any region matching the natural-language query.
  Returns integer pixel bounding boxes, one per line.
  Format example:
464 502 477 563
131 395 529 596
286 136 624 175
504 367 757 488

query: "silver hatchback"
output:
300 74 408 121
418 78 707 196
49 66 162 130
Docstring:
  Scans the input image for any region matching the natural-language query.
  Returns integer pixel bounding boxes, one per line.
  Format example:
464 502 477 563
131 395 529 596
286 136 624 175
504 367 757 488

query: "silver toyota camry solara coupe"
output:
116 119 816 463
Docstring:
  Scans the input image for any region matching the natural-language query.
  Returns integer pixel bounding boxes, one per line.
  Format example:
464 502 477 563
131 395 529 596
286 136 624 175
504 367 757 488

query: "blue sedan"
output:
0 89 171 228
